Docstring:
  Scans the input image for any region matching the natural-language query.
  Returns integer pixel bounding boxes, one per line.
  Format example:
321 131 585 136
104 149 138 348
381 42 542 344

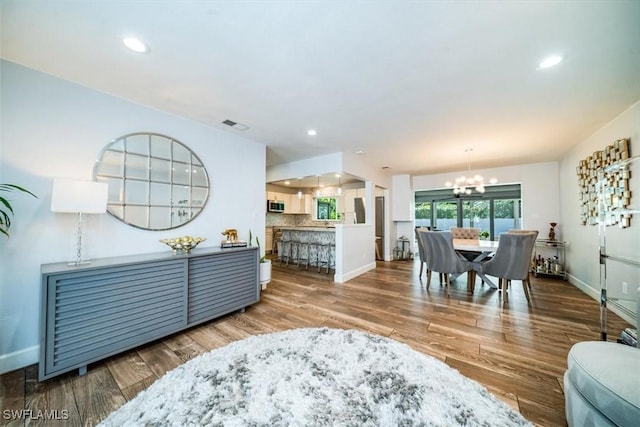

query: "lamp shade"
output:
51 179 108 213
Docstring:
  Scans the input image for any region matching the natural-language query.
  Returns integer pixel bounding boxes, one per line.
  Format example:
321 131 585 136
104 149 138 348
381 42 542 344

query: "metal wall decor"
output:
576 138 631 228
94 132 210 230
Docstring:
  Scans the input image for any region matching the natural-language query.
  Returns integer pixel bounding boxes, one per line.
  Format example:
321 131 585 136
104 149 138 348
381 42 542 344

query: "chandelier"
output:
445 148 497 195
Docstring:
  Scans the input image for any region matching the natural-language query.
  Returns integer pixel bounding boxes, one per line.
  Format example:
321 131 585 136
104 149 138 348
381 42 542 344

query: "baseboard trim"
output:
334 262 377 284
0 345 38 375
567 273 636 327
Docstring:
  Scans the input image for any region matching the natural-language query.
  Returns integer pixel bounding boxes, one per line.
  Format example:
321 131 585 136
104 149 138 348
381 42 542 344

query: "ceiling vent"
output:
222 119 250 131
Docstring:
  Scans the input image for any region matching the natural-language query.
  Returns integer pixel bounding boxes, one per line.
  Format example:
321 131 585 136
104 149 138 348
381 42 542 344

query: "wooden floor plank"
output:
137 341 184 379
69 365 126 426
0 368 25 427
24 365 81 426
105 352 155 390
1 258 632 426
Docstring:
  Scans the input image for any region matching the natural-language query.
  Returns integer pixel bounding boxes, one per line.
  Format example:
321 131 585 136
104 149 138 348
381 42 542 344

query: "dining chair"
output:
477 233 537 302
415 228 428 278
450 227 482 262
415 228 443 283
418 231 477 295
450 227 480 239
508 229 539 238
507 229 539 290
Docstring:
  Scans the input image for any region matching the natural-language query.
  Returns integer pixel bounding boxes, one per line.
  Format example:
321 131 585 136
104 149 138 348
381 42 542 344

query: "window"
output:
462 200 490 238
494 199 522 235
435 201 458 231
414 184 521 239
415 202 432 227
316 197 338 220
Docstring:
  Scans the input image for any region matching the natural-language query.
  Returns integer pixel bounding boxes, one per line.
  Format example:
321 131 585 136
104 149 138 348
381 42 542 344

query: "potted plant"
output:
249 230 271 290
1 184 37 238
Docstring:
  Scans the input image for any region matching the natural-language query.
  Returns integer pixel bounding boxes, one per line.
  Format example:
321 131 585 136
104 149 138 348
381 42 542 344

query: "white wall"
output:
266 153 343 182
560 100 640 324
412 162 561 236
334 224 376 283
0 61 266 373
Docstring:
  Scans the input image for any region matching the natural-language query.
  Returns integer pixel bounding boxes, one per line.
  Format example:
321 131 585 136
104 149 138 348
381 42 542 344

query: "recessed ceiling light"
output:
355 150 365 155
284 181 291 185
307 130 318 136
123 37 149 53
537 54 563 70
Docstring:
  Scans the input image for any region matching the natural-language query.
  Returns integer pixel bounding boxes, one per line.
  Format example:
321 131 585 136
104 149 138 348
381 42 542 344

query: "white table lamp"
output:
51 179 108 265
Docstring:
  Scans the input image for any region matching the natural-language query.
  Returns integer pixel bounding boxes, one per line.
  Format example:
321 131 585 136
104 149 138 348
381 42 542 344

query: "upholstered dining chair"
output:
508 229 539 238
450 227 480 239
418 231 477 295
477 233 537 302
507 229 539 290
415 228 443 283
451 227 482 262
415 228 428 278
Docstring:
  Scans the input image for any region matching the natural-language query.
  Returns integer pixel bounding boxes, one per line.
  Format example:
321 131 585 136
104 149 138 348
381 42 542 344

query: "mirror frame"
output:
93 132 210 230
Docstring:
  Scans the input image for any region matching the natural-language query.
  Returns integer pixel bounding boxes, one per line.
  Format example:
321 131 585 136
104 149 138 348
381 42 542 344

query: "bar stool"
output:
278 238 292 266
308 240 321 271
295 233 311 270
287 240 302 268
317 242 335 274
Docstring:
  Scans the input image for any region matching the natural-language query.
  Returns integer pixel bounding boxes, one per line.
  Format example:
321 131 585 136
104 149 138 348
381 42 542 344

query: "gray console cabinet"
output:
40 246 259 381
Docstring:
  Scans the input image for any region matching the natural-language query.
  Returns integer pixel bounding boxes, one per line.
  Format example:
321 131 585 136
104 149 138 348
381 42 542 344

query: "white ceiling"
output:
2 1 639 177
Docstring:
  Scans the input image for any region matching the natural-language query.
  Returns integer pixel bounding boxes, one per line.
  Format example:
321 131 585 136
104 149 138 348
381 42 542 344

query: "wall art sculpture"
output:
576 138 631 228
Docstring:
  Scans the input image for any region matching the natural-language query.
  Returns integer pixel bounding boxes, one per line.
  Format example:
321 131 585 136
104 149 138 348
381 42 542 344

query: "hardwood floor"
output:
0 259 632 426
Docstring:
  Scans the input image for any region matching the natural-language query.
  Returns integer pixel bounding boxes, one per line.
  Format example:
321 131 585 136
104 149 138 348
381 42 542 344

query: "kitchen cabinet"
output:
288 194 311 214
266 191 282 202
266 190 313 214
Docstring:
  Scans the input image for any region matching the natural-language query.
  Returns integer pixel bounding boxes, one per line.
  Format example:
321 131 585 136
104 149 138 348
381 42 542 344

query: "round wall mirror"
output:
94 132 210 230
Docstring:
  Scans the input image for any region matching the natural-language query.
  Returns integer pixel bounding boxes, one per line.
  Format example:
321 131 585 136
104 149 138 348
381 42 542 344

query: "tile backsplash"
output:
266 213 340 227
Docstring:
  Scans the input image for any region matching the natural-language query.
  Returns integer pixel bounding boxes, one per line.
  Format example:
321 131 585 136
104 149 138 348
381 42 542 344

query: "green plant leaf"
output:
0 196 14 215
0 184 37 198
0 183 38 238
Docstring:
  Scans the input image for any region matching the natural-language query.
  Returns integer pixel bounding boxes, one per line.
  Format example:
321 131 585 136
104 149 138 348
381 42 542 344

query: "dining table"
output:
452 238 500 288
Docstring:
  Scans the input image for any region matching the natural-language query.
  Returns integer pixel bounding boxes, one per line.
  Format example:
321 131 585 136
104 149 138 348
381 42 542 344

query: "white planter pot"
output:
259 259 272 290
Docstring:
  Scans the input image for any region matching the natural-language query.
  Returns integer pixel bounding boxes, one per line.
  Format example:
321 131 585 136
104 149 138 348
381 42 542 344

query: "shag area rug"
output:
99 328 532 426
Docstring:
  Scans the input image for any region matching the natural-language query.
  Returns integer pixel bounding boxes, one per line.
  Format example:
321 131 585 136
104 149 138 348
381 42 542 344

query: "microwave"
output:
267 200 285 213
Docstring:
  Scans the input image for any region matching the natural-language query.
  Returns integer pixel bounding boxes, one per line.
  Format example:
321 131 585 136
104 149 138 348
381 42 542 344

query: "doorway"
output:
375 196 384 260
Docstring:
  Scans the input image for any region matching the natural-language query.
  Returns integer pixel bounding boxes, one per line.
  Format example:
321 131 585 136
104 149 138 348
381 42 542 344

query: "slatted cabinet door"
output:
188 250 259 324
40 259 187 380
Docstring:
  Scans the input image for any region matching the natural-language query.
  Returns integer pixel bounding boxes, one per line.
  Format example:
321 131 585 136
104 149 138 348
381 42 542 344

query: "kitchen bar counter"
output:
277 226 336 232
278 227 335 271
